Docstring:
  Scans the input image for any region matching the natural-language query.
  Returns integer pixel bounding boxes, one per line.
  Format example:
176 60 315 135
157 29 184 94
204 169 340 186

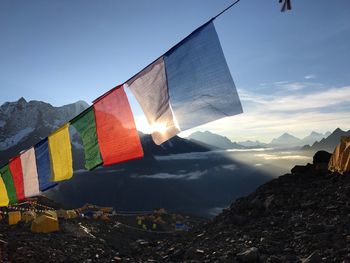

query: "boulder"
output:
313 151 331 164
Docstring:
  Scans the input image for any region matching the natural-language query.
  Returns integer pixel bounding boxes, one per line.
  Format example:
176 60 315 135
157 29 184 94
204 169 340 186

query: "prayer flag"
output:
0 176 9 206
93 85 144 166
126 58 180 145
0 165 18 204
48 124 73 182
71 108 102 170
35 139 57 191
20 148 40 197
127 21 242 145
8 156 25 201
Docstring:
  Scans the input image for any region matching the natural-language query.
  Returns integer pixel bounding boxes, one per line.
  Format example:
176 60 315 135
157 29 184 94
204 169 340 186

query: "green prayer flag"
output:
0 165 18 204
71 108 102 170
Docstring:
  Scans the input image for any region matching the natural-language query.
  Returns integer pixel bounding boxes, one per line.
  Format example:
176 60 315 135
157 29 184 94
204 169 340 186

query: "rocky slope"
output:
3 150 350 262
126 150 350 262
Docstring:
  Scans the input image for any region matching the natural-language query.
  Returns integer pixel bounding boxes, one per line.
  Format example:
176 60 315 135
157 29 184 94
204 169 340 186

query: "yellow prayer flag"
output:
0 176 10 206
48 124 73 182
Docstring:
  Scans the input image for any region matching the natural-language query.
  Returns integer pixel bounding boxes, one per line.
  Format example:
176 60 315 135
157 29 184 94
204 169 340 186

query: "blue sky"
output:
1 0 350 142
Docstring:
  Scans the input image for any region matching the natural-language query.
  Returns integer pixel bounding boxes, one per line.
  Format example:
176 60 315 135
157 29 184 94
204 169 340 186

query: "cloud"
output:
221 164 237 170
133 170 207 180
255 153 310 160
304 74 317 80
154 152 212 160
240 85 350 111
275 82 311 91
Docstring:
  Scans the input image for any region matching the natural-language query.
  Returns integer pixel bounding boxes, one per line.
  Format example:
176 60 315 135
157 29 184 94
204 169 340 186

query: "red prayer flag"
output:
93 85 143 166
8 156 25 201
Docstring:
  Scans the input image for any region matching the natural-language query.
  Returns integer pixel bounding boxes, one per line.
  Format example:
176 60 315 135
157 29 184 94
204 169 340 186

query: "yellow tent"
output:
8 211 21 225
31 214 59 233
57 209 77 219
43 210 58 219
66 210 77 219
56 209 67 218
22 211 36 223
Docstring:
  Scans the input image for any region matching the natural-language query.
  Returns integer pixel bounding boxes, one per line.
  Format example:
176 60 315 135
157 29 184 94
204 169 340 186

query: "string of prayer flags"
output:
20 148 40 197
127 21 242 145
0 176 10 206
48 124 73 182
71 107 102 170
34 139 57 191
93 85 144 166
0 165 18 204
8 156 25 201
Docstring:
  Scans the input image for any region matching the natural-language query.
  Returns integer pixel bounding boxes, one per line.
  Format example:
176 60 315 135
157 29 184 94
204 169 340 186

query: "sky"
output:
1 0 350 142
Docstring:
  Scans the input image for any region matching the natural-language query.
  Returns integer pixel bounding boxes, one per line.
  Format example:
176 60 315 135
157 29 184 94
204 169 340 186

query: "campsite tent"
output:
43 210 58 219
8 211 21 225
57 209 77 219
328 136 350 174
22 211 36 223
31 214 59 233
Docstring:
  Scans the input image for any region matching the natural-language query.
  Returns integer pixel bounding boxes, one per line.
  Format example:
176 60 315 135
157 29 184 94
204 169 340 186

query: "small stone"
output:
302 251 322 263
264 195 274 209
196 249 204 254
236 247 259 262
113 256 122 262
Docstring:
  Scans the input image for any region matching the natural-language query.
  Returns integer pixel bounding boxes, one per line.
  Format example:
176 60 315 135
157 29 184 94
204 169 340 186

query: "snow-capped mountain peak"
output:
0 98 89 151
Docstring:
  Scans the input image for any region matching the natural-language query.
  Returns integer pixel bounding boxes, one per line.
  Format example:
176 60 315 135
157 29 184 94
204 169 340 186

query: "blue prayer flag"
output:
34 139 57 192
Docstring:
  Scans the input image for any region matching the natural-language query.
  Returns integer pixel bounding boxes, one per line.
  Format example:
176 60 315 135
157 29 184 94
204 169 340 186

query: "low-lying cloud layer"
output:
133 170 207 180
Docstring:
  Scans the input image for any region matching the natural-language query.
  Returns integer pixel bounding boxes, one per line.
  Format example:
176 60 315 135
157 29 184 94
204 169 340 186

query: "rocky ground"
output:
3 150 350 262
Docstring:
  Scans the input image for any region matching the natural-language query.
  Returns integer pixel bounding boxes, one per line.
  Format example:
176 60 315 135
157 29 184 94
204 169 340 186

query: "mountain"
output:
324 131 332 137
269 132 302 147
188 130 330 149
300 131 326 146
302 128 350 152
188 131 245 149
0 97 89 150
237 140 267 147
140 132 209 156
0 98 89 167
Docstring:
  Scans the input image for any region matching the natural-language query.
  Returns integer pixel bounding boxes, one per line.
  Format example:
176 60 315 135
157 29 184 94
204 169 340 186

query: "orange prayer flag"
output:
9 156 25 201
93 85 143 166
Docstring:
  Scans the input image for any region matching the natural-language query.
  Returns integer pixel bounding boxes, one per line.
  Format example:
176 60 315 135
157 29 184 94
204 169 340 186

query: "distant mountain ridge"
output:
269 132 301 147
302 128 350 152
188 131 245 150
187 130 331 150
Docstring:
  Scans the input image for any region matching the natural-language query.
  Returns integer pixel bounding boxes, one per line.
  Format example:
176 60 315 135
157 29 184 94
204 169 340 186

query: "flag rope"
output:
93 0 243 103
212 0 241 20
